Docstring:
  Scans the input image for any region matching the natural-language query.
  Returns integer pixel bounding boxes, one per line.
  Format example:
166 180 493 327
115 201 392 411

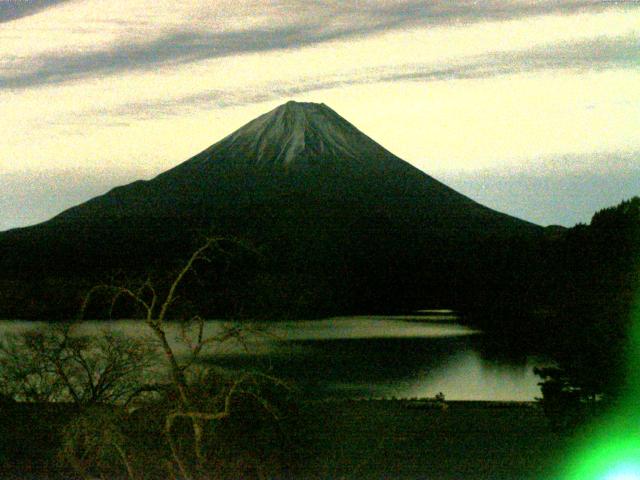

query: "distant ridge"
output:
0 101 542 319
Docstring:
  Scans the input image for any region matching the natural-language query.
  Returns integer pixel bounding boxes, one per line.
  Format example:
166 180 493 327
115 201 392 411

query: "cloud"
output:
383 36 640 82
0 26 347 89
65 35 638 124
357 0 613 28
1 0 632 89
86 78 355 122
0 0 71 23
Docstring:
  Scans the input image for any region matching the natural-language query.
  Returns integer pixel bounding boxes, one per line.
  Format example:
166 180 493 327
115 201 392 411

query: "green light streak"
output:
560 298 640 480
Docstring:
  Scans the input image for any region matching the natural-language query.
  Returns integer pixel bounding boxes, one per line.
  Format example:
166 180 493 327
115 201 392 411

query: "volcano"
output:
0 101 542 319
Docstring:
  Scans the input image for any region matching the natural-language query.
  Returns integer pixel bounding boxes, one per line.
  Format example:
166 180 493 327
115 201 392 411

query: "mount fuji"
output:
0 101 542 318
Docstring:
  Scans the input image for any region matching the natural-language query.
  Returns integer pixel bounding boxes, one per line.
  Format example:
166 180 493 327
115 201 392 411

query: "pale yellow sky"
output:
1 0 639 229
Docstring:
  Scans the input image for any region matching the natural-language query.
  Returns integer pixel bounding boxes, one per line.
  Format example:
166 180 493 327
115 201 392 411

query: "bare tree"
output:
60 406 137 480
0 323 156 406
0 323 160 478
80 237 290 480
0 328 66 403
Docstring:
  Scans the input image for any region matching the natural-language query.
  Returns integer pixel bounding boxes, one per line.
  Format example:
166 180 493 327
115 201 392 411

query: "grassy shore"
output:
0 399 573 479
288 399 571 479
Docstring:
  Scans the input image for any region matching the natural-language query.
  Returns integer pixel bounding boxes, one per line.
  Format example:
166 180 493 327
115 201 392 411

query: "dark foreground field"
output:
292 400 570 480
0 399 571 479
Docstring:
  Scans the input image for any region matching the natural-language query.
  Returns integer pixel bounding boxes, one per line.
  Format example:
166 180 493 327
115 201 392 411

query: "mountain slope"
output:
0 101 542 319
47 101 534 233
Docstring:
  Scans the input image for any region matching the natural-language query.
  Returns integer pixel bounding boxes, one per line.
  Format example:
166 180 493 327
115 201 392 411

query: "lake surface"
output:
0 313 545 401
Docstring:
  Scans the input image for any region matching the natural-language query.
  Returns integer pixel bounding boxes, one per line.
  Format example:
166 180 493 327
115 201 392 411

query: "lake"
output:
0 312 545 401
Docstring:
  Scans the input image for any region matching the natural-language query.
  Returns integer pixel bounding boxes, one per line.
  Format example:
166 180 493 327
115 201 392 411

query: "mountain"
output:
49 101 532 227
0 101 542 319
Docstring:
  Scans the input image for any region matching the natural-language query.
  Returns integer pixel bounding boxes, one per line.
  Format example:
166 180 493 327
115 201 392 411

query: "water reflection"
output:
199 317 543 401
0 316 543 401
400 350 542 401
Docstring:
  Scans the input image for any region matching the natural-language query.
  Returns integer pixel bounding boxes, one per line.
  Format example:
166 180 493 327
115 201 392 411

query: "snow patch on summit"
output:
217 101 385 168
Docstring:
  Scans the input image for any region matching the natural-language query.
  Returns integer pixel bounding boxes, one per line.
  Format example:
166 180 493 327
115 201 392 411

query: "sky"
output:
1 0 639 231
